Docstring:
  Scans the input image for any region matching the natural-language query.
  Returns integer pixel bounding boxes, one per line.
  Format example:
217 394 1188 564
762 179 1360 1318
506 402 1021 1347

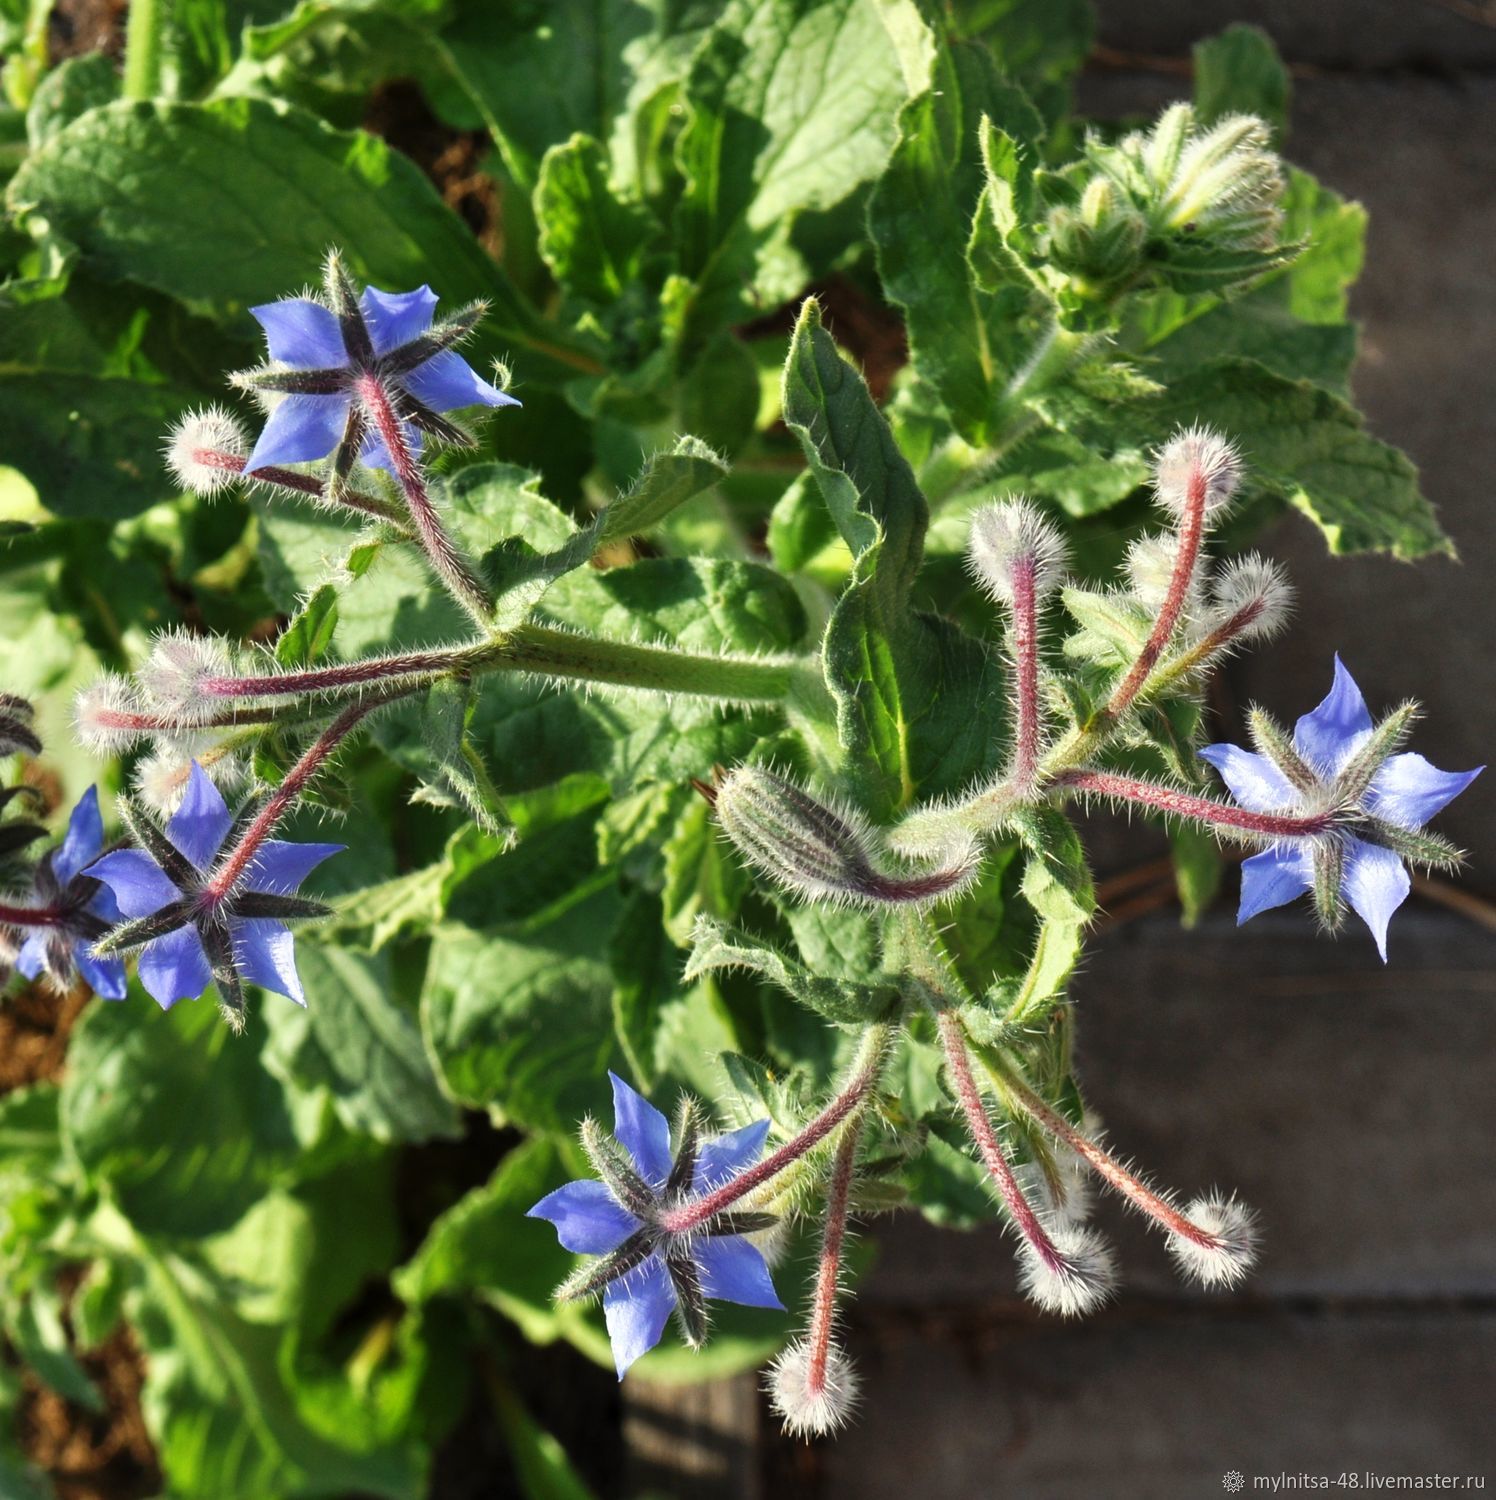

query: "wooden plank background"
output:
621 4 1496 1494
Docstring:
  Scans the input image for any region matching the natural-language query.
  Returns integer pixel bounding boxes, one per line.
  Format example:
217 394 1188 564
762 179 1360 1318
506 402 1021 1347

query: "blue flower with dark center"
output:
1201 656 1481 958
231 251 518 489
88 763 343 1020
528 1073 783 1377
8 788 126 1000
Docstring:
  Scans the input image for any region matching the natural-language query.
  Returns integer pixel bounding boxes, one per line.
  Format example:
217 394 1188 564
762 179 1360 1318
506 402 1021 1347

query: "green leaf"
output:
265 945 461 1145
25 52 118 146
6 97 586 384
1012 805 1095 923
1137 358 1448 560
420 891 622 1130
1170 821 1223 928
1193 25 1289 137
672 0 930 349
61 992 313 1239
868 41 1042 443
274 584 339 668
535 132 661 305
659 795 750 947
608 885 679 1089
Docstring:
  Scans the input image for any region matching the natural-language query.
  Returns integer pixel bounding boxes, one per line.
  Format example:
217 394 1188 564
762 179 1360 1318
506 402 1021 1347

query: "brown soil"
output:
15 1324 160 1500
47 0 126 64
0 982 88 1094
364 81 504 258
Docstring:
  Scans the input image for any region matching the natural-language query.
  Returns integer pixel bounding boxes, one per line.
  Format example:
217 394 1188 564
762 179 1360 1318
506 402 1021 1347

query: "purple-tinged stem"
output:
91 701 281 735
356 375 494 625
199 648 480 704
0 902 65 929
1009 556 1042 787
191 447 409 529
935 1010 1069 1276
203 694 390 903
985 1056 1224 1253
1105 464 1206 720
658 1034 887 1235
803 1111 863 1407
1053 768 1332 839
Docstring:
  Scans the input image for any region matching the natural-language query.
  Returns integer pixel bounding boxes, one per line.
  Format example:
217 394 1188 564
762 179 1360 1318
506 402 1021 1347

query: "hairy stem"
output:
0 902 65 929
979 1047 1223 1251
357 375 495 625
121 0 162 98
804 1111 864 1404
659 1026 889 1234
1052 768 1332 839
1009 556 1042 788
197 448 410 529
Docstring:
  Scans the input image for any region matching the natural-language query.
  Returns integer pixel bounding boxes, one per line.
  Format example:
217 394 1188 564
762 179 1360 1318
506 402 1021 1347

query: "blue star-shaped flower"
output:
1201 656 1482 959
528 1073 783 1378
12 787 126 1000
88 763 343 1016
232 252 518 485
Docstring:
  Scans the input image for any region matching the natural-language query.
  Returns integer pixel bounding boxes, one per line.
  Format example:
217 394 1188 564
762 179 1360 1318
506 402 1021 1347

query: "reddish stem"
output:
90 702 280 734
1054 768 1332 839
1009 556 1041 786
0 902 65 929
936 1010 1067 1273
199 647 476 703
194 448 408 527
804 1112 863 1402
659 1065 879 1235
995 1065 1220 1251
1105 466 1205 719
356 376 494 624
202 695 386 902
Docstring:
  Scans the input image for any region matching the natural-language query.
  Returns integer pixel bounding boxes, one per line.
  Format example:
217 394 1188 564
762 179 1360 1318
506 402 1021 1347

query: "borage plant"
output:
0 0 1477 1488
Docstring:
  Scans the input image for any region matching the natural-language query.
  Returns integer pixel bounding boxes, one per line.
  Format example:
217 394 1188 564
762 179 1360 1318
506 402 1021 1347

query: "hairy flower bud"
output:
74 674 152 754
768 1339 860 1439
137 631 237 726
966 499 1069 607
1165 1194 1259 1287
1208 554 1293 642
1153 426 1242 520
707 767 978 908
133 743 245 815
165 406 250 496
1125 534 1204 617
1016 1222 1117 1316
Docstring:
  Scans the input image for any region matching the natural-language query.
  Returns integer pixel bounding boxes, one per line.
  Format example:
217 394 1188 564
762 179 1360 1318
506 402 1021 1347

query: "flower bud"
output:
1162 113 1282 248
768 1339 859 1439
137 630 237 727
165 407 249 496
967 499 1069 607
1124 534 1204 617
0 693 41 758
1016 1222 1117 1316
133 743 244 815
1208 554 1293 642
1165 1193 1259 1287
1153 426 1242 520
74 674 151 754
708 766 978 909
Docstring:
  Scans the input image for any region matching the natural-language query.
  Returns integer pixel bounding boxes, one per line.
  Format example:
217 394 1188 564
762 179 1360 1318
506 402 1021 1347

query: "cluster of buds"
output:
528 420 1478 1437
1039 104 1289 306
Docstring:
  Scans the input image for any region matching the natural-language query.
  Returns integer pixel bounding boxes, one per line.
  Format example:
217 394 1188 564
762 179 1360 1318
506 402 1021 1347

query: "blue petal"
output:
85 880 122 926
527 1180 640 1254
360 285 438 356
404 350 521 413
358 418 422 476
167 762 233 872
1293 655 1373 778
229 918 304 1006
1237 845 1312 924
137 925 212 1010
88 849 181 919
1366 753 1483 831
695 1236 783 1311
1199 744 1299 813
609 1072 673 1188
250 298 346 368
603 1255 676 1379
15 932 46 979
244 394 350 473
694 1120 771 1192
243 840 344 896
1342 836 1410 963
54 786 104 886
75 944 127 1001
